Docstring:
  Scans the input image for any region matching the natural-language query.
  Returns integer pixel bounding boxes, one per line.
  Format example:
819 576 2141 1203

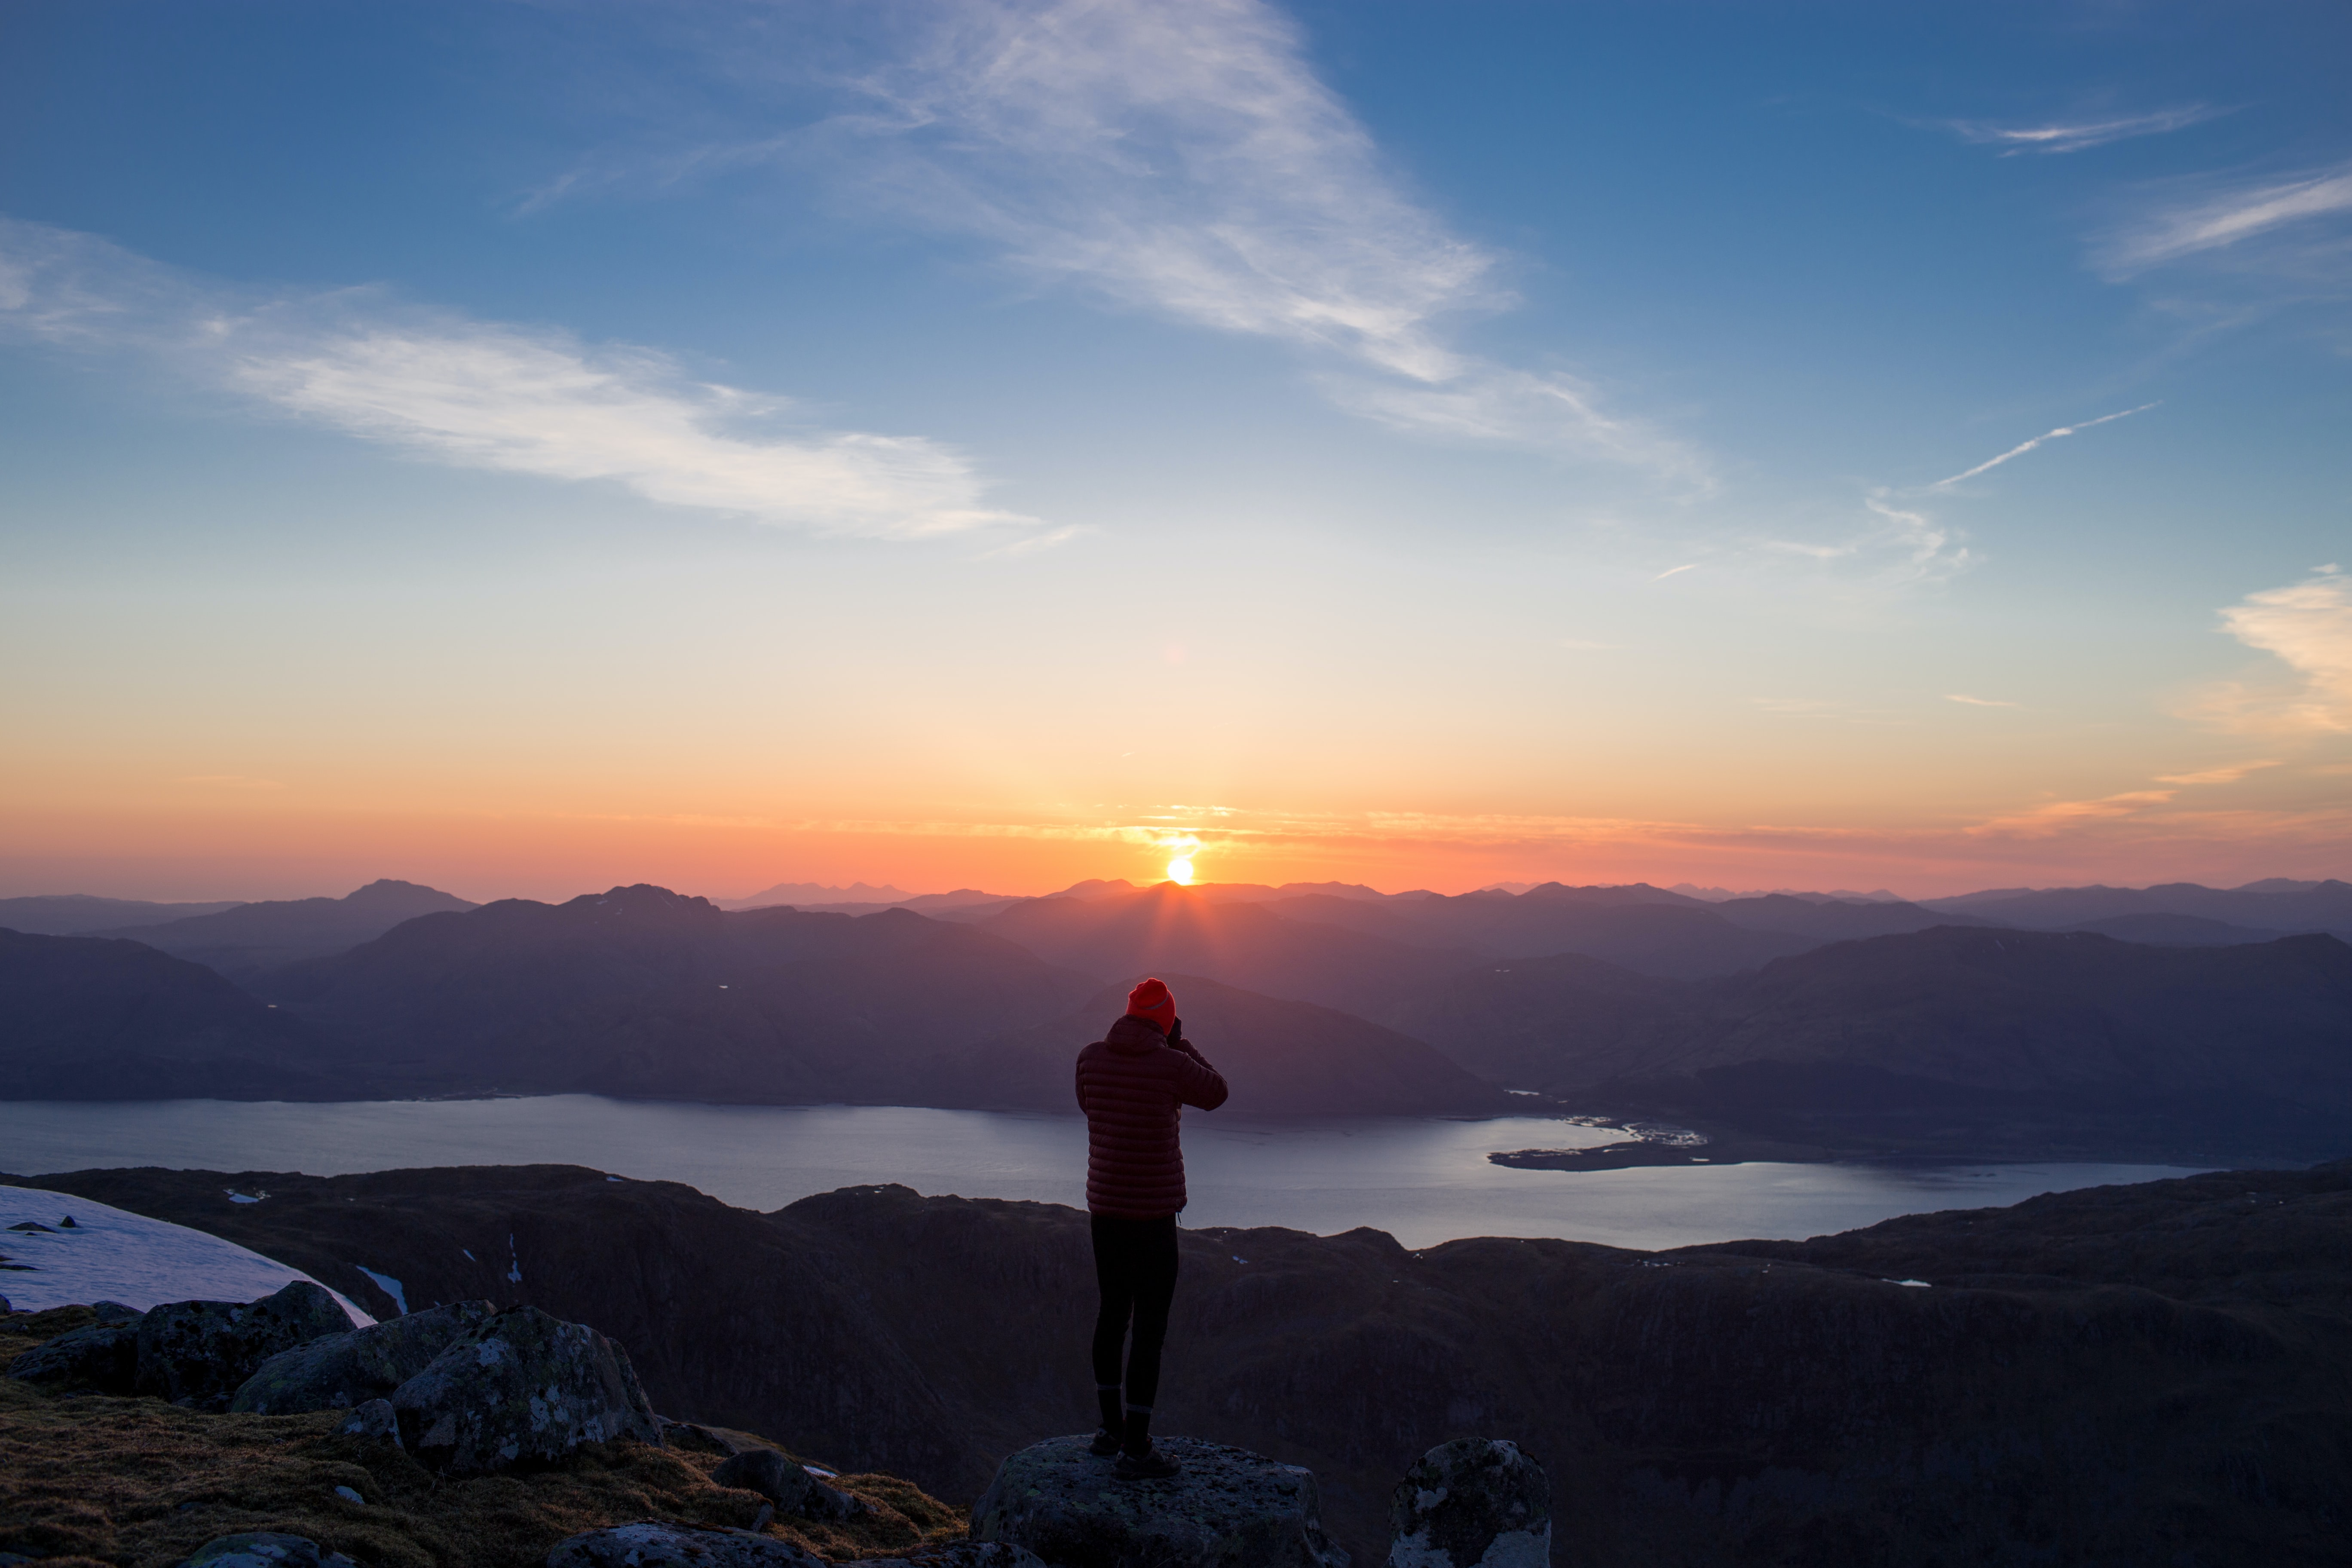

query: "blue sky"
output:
3 0 2348 900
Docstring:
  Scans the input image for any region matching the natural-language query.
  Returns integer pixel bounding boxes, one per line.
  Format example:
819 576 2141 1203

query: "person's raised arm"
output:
1167 1029 1228 1112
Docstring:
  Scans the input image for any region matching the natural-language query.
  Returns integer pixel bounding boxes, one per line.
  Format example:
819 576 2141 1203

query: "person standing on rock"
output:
1075 976 1229 1479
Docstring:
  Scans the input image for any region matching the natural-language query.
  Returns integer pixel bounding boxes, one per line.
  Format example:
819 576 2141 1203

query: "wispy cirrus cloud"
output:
1764 493 1974 588
2186 566 2352 734
2155 760 2280 786
659 0 1699 478
1969 789 2177 838
0 218 1039 540
1931 403 2158 488
2096 160 2352 277
1944 105 2224 156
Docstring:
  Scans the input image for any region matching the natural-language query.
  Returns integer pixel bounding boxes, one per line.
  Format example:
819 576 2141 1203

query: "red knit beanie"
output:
1126 977 1176 1031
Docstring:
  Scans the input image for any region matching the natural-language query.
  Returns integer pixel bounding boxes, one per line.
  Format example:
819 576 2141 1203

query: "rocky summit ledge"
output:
971 1435 1348 1568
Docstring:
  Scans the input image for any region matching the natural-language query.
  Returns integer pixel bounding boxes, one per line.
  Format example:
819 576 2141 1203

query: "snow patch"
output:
1885 1278 1932 1288
223 1188 266 1204
506 1233 522 1284
0 1185 374 1323
356 1265 409 1316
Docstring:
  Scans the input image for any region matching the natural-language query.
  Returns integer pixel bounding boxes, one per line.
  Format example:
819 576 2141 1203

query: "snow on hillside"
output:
0 1185 374 1323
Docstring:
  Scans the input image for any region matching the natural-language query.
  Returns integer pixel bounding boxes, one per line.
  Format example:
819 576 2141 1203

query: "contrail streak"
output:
1934 403 2159 488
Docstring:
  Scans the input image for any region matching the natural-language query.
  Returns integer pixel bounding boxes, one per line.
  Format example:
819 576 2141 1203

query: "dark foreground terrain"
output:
9 1158 2349 1566
0 1302 963 1568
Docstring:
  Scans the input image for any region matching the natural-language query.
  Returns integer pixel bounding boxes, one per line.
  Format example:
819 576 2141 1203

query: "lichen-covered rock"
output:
173 1532 358 1568
338 1397 401 1444
231 1299 496 1413
137 1283 354 1410
971 1434 1348 1568
846 1545 1048 1568
8 1315 144 1392
544 1522 826 1567
389 1304 660 1474
1387 1440 1549 1568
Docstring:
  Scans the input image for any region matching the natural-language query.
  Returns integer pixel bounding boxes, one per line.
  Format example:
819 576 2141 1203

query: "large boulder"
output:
173 1533 358 1568
389 1304 660 1474
544 1523 824 1567
1386 1440 1549 1568
8 1305 144 1393
971 1434 1348 1568
231 1300 496 1413
137 1283 355 1410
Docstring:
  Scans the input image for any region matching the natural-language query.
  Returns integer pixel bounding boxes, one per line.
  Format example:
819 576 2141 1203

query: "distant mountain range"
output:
4 873 2351 1158
0 894 248 934
92 879 478 978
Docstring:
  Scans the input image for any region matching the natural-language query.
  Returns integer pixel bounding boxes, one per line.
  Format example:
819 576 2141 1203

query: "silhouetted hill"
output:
1920 878 2352 936
1400 927 2352 1161
0 929 338 1098
969 884 1477 1011
1385 951 1701 1089
1265 886 1810 978
259 885 1098 1101
103 879 479 977
1705 891 1989 940
927 973 1512 1116
18 1159 2351 1565
2070 911 2284 945
1697 928 2352 1100
0 894 245 934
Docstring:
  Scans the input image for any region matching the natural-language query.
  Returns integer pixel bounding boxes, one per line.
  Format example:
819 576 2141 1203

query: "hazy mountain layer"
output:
1920 878 2352 935
969 885 1479 1012
100 879 478 977
16 1160 2348 1565
1264 888 1813 977
0 894 246 935
258 884 1099 1101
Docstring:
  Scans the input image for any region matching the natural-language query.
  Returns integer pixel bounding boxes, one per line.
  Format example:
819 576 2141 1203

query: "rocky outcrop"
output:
8 1302 143 1391
1387 1442 1548 1568
173 1533 358 1568
544 1523 826 1568
137 1282 353 1410
971 1435 1348 1568
389 1304 660 1473
231 1299 496 1413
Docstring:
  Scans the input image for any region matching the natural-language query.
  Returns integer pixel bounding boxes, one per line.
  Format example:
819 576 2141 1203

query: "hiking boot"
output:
1090 1426 1121 1457
1116 1443 1181 1479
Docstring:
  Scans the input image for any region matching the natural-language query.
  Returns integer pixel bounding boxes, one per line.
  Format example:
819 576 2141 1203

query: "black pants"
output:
1090 1213 1179 1410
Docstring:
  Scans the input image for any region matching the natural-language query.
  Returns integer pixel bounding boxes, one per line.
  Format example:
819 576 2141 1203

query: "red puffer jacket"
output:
1075 1014 1230 1219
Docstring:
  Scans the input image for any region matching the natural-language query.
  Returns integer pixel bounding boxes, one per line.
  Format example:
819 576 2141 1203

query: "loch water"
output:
0 1096 2209 1252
